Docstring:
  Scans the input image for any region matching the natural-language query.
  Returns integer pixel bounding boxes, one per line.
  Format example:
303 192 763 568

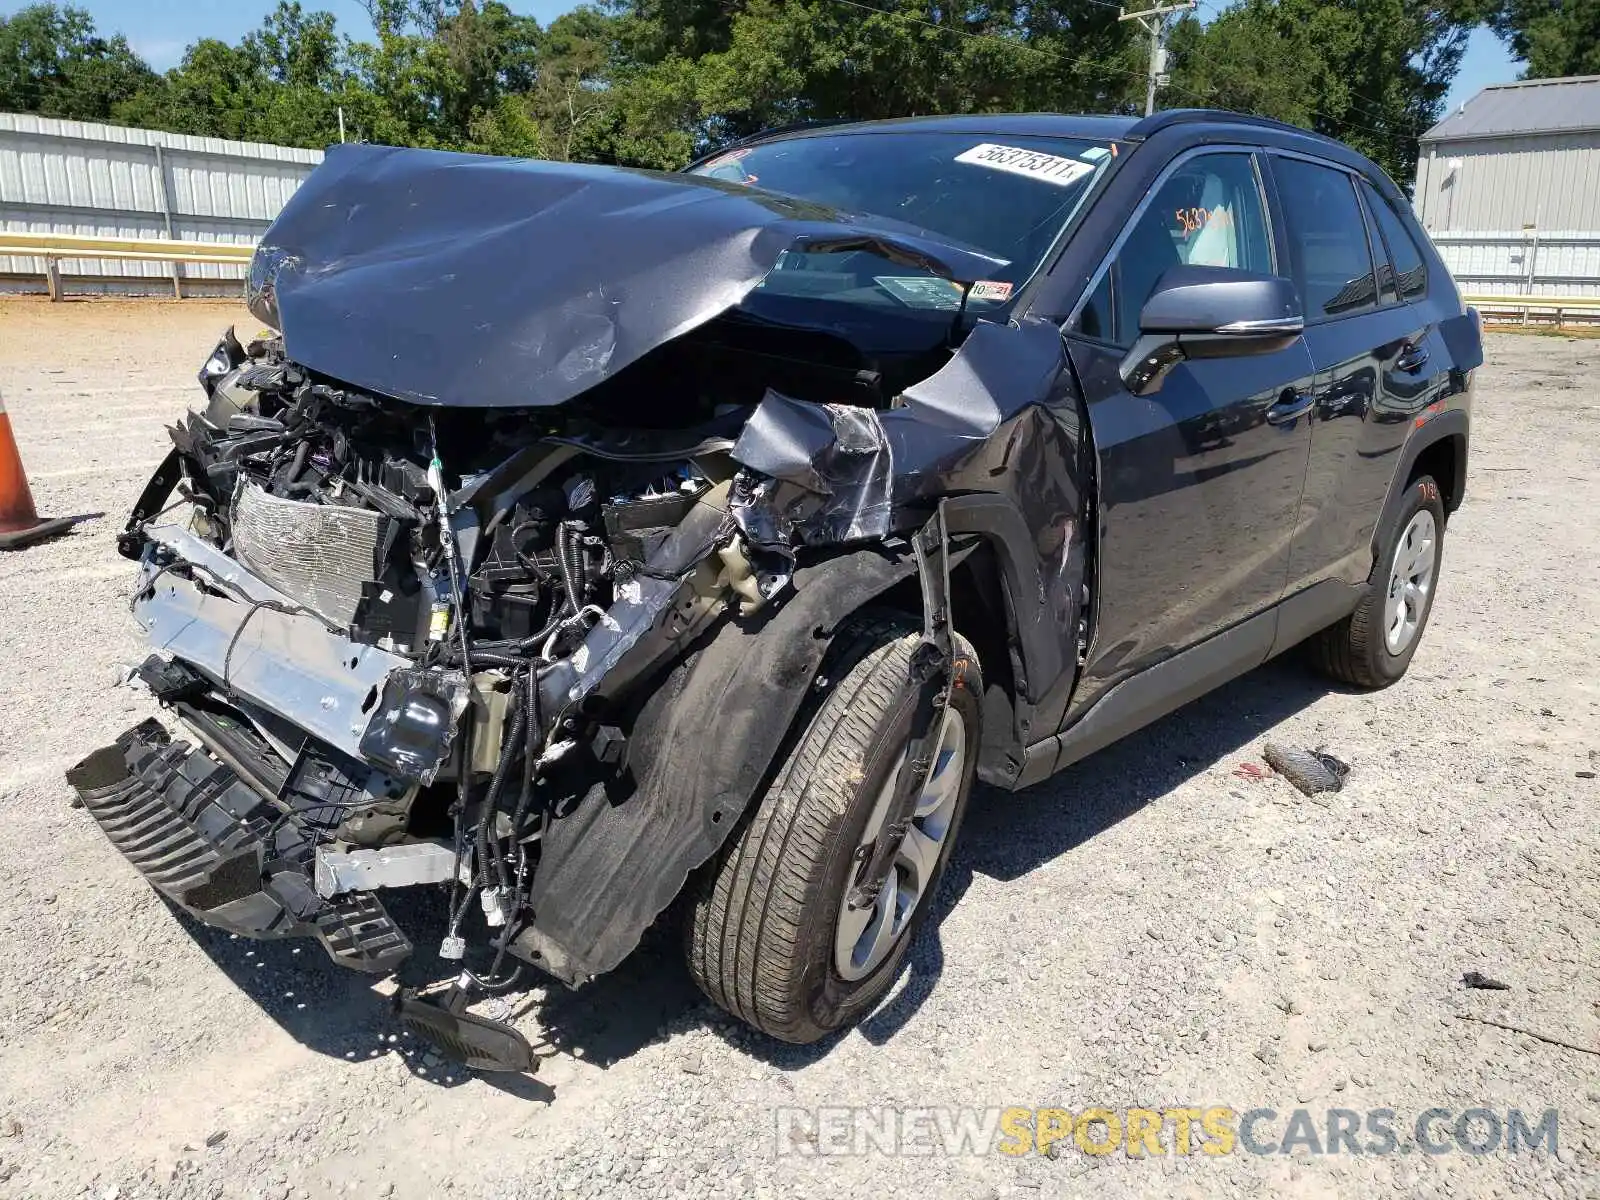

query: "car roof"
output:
745 113 1143 144
733 110 1375 166
711 109 1397 196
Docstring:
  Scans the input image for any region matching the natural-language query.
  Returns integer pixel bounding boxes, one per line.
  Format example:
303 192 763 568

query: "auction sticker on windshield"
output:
955 143 1095 187
875 276 964 309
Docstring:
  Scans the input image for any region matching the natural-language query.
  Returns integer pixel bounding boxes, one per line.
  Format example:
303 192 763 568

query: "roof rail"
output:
1127 108 1326 141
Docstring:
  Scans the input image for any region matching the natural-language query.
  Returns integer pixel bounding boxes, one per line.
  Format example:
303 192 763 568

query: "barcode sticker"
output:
954 143 1095 187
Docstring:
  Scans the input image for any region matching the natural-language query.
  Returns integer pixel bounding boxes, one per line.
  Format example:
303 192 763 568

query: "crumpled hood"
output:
248 142 1007 409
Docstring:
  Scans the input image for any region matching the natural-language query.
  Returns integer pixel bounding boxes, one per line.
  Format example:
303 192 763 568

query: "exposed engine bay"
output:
97 323 807 989
66 141 1088 1070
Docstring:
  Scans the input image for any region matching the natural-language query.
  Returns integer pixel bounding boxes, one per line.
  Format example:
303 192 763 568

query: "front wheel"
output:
684 611 982 1043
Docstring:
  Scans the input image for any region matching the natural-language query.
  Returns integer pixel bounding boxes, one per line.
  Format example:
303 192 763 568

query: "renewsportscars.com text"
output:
774 1105 1560 1159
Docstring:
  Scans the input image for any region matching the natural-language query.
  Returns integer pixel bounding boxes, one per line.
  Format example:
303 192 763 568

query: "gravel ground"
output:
0 297 1596 1200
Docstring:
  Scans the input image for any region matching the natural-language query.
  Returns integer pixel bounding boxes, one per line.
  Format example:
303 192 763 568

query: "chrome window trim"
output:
1215 315 1305 334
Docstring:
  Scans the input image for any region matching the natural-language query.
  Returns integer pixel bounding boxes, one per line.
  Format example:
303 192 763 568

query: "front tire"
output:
685 611 982 1044
1310 473 1446 688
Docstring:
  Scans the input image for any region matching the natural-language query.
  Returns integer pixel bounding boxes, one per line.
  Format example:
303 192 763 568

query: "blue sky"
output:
1444 25 1523 113
65 2 1521 117
77 1 576 70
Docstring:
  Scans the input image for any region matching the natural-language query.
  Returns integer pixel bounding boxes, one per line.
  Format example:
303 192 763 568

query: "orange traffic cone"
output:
0 390 92 550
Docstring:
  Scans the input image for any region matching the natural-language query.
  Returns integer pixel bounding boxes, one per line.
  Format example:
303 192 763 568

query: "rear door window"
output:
1078 152 1273 347
1358 190 1399 303
1272 157 1378 321
1361 180 1428 300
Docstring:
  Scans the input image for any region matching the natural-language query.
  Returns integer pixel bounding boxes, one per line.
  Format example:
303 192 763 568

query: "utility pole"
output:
1119 2 1196 116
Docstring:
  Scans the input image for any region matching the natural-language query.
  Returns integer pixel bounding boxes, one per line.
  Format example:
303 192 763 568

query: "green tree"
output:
350 0 543 148
0 3 156 120
1170 0 1472 182
600 0 1145 169
1 0 1488 183
245 2 345 91
1485 0 1600 77
113 3 355 148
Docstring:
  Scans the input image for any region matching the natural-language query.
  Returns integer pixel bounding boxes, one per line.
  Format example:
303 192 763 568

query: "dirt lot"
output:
0 297 1595 1200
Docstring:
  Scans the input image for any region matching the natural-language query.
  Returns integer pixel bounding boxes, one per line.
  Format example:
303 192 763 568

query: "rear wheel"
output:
1310 474 1446 688
684 611 982 1043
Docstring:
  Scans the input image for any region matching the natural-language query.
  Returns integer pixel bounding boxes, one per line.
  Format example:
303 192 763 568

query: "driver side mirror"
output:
1121 265 1303 395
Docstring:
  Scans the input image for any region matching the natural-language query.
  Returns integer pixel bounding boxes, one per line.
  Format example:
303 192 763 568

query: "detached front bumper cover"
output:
66 719 411 973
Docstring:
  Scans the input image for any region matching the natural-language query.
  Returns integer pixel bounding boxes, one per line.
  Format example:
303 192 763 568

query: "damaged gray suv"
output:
69 110 1478 1066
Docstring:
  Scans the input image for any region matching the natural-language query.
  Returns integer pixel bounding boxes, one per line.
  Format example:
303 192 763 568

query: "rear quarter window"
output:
1361 180 1428 301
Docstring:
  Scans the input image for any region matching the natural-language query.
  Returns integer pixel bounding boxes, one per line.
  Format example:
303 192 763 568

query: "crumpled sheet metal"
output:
247 143 1006 411
730 317 1070 547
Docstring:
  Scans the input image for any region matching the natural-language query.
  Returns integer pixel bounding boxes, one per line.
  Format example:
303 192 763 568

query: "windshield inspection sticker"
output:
969 280 1014 302
955 143 1095 187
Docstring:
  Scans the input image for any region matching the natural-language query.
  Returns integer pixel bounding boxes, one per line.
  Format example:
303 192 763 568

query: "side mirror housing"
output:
1121 265 1304 395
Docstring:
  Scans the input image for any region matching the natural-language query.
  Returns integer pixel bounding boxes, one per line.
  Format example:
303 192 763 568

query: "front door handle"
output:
1266 388 1314 427
1396 341 1430 373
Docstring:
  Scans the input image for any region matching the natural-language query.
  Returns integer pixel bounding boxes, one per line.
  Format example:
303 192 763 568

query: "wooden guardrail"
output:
0 231 255 300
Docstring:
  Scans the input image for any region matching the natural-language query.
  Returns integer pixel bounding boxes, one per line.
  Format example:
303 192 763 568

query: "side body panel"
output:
1012 122 1479 785
1288 306 1453 592
1062 339 1317 715
1268 152 1468 597
1051 137 1318 723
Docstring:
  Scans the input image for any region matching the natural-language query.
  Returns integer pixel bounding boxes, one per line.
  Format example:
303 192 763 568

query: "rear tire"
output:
1310 473 1446 688
684 611 982 1044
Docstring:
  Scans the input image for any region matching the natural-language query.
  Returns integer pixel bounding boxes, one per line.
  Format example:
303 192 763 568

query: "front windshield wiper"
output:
948 281 976 349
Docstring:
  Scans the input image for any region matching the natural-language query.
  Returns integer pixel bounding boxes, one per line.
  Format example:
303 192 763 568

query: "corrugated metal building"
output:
1415 75 1600 231
1413 75 1600 302
0 113 323 295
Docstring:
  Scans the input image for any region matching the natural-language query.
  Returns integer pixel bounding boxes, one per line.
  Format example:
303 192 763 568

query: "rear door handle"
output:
1266 389 1314 427
1396 341 1430 373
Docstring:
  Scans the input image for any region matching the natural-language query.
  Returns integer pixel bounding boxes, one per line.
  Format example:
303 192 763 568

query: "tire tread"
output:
685 612 934 1041
1309 474 1444 690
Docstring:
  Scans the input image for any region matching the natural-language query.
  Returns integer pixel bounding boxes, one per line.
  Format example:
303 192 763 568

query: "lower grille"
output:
66 722 272 912
66 719 411 973
231 482 387 628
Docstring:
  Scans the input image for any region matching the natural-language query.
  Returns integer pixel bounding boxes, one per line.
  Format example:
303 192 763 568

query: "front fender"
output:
510 545 919 984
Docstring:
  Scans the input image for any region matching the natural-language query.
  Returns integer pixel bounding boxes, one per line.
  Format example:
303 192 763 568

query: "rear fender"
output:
1371 406 1469 563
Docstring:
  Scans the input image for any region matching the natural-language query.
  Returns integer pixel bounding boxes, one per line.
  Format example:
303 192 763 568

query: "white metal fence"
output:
0 112 322 297
2 115 1596 318
1430 229 1600 300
